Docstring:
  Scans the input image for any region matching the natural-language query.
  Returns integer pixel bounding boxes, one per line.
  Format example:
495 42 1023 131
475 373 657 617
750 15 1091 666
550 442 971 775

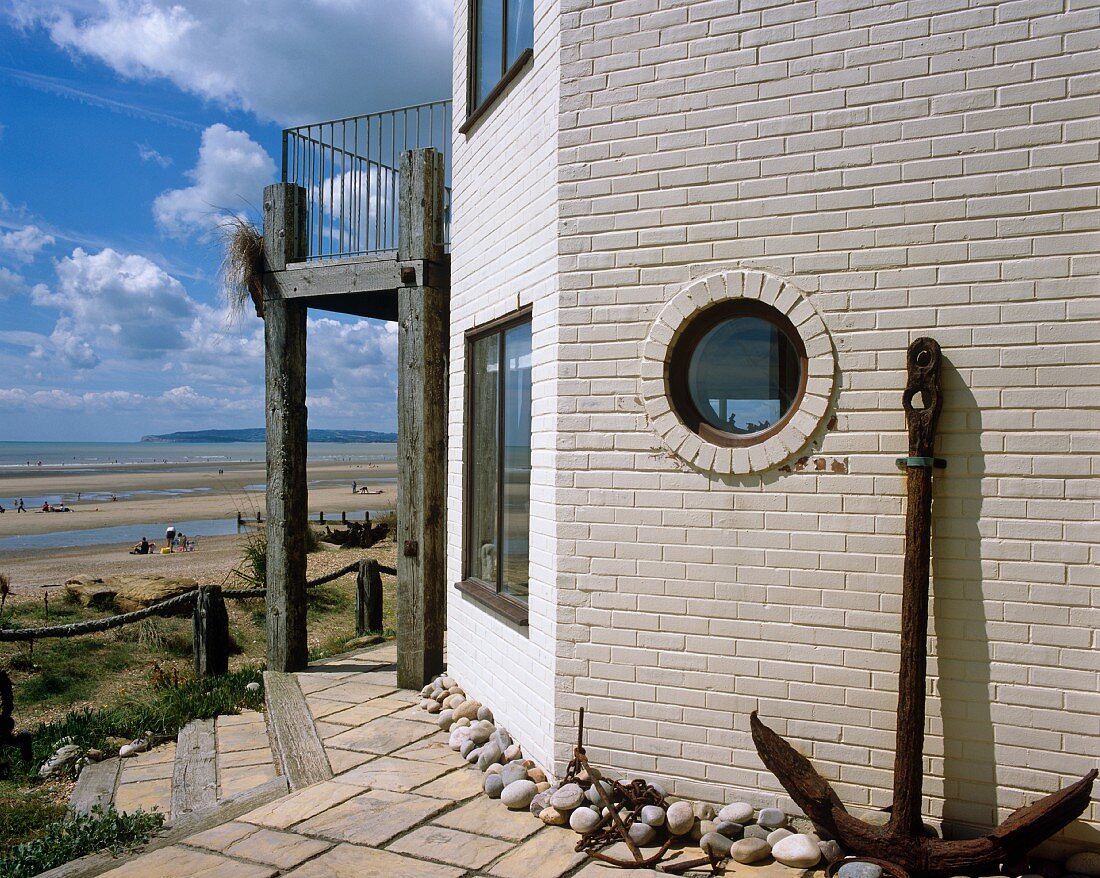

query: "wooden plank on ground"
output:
264 671 332 790
69 758 120 814
170 719 217 820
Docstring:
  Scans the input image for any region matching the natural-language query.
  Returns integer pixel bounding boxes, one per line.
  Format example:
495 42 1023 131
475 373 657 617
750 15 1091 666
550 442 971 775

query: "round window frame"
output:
640 269 836 475
667 299 808 449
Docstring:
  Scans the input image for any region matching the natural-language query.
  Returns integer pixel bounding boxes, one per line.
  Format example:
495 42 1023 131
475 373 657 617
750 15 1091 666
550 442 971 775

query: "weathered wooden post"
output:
356 560 384 636
396 148 448 688
193 586 229 677
263 182 310 673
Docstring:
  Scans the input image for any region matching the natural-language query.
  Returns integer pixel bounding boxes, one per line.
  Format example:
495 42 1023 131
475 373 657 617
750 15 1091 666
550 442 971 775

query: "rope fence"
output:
0 559 396 643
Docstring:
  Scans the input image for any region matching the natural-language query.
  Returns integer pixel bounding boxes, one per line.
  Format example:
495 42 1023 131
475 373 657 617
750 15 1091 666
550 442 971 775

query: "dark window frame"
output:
456 306 533 626
459 0 534 135
667 299 808 448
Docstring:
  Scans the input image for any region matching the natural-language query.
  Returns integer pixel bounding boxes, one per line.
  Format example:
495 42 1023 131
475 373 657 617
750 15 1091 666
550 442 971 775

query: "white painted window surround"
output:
640 269 837 475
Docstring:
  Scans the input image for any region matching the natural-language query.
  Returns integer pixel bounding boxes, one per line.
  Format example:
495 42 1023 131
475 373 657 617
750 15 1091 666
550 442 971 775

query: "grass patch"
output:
0 805 164 878
0 785 66 850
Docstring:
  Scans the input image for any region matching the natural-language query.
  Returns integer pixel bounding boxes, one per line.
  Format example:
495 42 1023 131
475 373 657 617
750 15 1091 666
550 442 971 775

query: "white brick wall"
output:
550 0 1099 848
446 0 562 770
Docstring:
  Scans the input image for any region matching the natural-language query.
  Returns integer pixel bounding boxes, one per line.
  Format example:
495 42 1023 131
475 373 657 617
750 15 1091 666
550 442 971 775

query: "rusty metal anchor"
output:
751 337 1096 877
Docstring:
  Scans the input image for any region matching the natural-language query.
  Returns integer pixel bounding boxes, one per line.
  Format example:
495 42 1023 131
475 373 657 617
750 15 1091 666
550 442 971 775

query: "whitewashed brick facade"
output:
448 0 1099 848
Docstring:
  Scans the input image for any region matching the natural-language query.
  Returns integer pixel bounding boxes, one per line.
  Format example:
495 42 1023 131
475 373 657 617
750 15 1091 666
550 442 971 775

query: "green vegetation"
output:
0 805 164 878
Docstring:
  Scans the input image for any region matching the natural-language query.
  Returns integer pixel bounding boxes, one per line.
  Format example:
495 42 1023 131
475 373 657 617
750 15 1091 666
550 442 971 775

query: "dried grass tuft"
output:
220 216 265 319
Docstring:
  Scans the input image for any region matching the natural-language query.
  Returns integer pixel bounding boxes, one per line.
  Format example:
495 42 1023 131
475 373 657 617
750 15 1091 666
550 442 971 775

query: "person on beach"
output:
166 525 176 546
352 480 357 494
16 499 26 513
130 537 150 555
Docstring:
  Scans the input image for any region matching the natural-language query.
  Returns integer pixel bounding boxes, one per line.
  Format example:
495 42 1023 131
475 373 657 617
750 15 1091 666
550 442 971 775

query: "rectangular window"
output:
463 0 533 130
460 311 532 622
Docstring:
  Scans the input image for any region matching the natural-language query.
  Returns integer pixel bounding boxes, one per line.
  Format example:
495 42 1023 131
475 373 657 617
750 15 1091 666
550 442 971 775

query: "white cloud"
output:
153 124 274 237
32 247 198 358
0 266 28 298
0 223 55 263
21 0 452 126
137 143 172 167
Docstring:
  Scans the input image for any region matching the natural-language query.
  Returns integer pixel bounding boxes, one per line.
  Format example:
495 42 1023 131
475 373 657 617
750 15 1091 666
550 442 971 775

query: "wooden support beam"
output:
396 149 448 689
357 560 384 635
263 183 310 673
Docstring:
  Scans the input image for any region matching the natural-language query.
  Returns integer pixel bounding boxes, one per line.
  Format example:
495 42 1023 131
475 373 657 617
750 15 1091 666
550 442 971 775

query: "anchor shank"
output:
891 338 944 837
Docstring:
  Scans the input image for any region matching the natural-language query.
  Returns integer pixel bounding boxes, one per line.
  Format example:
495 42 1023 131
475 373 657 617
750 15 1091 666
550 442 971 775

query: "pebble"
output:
442 694 463 709
757 807 787 828
535 781 550 793
570 807 601 834
818 840 844 864
540 806 569 826
501 779 538 810
468 724 493 745
838 862 884 878
666 801 695 835
484 773 504 798
454 717 470 728
767 828 793 846
425 701 441 714
476 742 503 771
551 783 585 811
744 825 771 840
629 823 656 846
501 761 528 786
504 745 523 762
578 767 601 782
492 728 513 750
486 763 502 775
448 727 470 749
460 739 477 758
436 710 454 730
477 705 494 722
439 676 455 688
420 699 433 711
700 832 733 858
420 684 433 697
452 700 481 722
718 802 754 824
529 789 553 816
1068 855 1100 878
528 767 546 783
585 780 613 805
649 782 667 798
640 805 666 827
731 837 772 864
693 820 716 841
716 821 743 839
245 681 261 693
771 834 822 868
693 802 716 821
465 747 481 764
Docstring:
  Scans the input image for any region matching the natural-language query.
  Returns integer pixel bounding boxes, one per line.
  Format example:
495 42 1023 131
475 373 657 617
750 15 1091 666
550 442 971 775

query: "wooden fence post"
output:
193 586 229 678
356 560 384 635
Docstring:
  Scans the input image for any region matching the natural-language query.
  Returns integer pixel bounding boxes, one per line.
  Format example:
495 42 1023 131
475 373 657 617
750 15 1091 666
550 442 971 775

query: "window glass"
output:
501 322 532 602
476 0 504 106
466 333 499 583
506 0 534 68
686 316 801 436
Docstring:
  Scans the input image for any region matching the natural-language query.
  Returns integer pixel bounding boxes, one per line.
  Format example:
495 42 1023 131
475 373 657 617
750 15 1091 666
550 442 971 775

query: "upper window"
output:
459 311 532 623
668 300 807 447
463 0 533 130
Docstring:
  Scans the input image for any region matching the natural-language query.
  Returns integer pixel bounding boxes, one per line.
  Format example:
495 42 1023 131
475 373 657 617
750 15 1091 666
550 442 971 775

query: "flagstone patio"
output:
92 643 800 878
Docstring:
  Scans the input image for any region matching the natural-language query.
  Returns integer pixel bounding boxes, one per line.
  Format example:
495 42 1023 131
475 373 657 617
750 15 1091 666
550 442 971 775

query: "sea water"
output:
0 441 397 469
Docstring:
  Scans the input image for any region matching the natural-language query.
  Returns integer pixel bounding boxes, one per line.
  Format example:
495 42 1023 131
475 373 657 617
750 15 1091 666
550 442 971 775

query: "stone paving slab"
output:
295 788 450 846
324 715 436 754
336 755 454 791
487 828 589 878
317 680 398 703
241 780 364 830
387 825 514 870
415 765 486 801
326 748 375 773
434 793 545 842
219 746 276 769
98 844 277 878
391 732 463 765
220 763 279 798
324 697 408 725
220 826 333 869
113 777 171 813
308 697 361 719
283 842 464 878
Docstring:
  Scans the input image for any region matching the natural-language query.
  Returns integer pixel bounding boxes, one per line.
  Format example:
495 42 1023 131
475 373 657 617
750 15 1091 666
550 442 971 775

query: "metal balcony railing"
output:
282 100 452 262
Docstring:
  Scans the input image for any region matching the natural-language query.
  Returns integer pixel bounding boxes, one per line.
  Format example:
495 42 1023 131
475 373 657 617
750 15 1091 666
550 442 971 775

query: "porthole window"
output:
668 300 807 447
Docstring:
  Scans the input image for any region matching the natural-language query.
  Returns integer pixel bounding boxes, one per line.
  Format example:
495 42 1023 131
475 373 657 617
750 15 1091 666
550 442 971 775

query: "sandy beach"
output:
0 456 397 592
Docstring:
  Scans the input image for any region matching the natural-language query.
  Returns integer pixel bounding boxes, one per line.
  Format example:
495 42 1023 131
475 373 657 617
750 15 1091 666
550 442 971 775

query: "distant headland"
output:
140 428 397 443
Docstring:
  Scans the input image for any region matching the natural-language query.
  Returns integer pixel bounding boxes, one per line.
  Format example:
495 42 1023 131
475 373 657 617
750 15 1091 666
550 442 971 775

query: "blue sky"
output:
0 0 451 441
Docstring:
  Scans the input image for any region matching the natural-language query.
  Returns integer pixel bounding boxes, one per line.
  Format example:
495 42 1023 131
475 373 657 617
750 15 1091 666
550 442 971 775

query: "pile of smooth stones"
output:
422 676 863 873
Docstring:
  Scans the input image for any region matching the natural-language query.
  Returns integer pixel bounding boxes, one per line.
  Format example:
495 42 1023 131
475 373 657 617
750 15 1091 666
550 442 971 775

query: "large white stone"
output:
718 802 754 824
500 779 537 810
771 833 822 868
730 837 771 864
